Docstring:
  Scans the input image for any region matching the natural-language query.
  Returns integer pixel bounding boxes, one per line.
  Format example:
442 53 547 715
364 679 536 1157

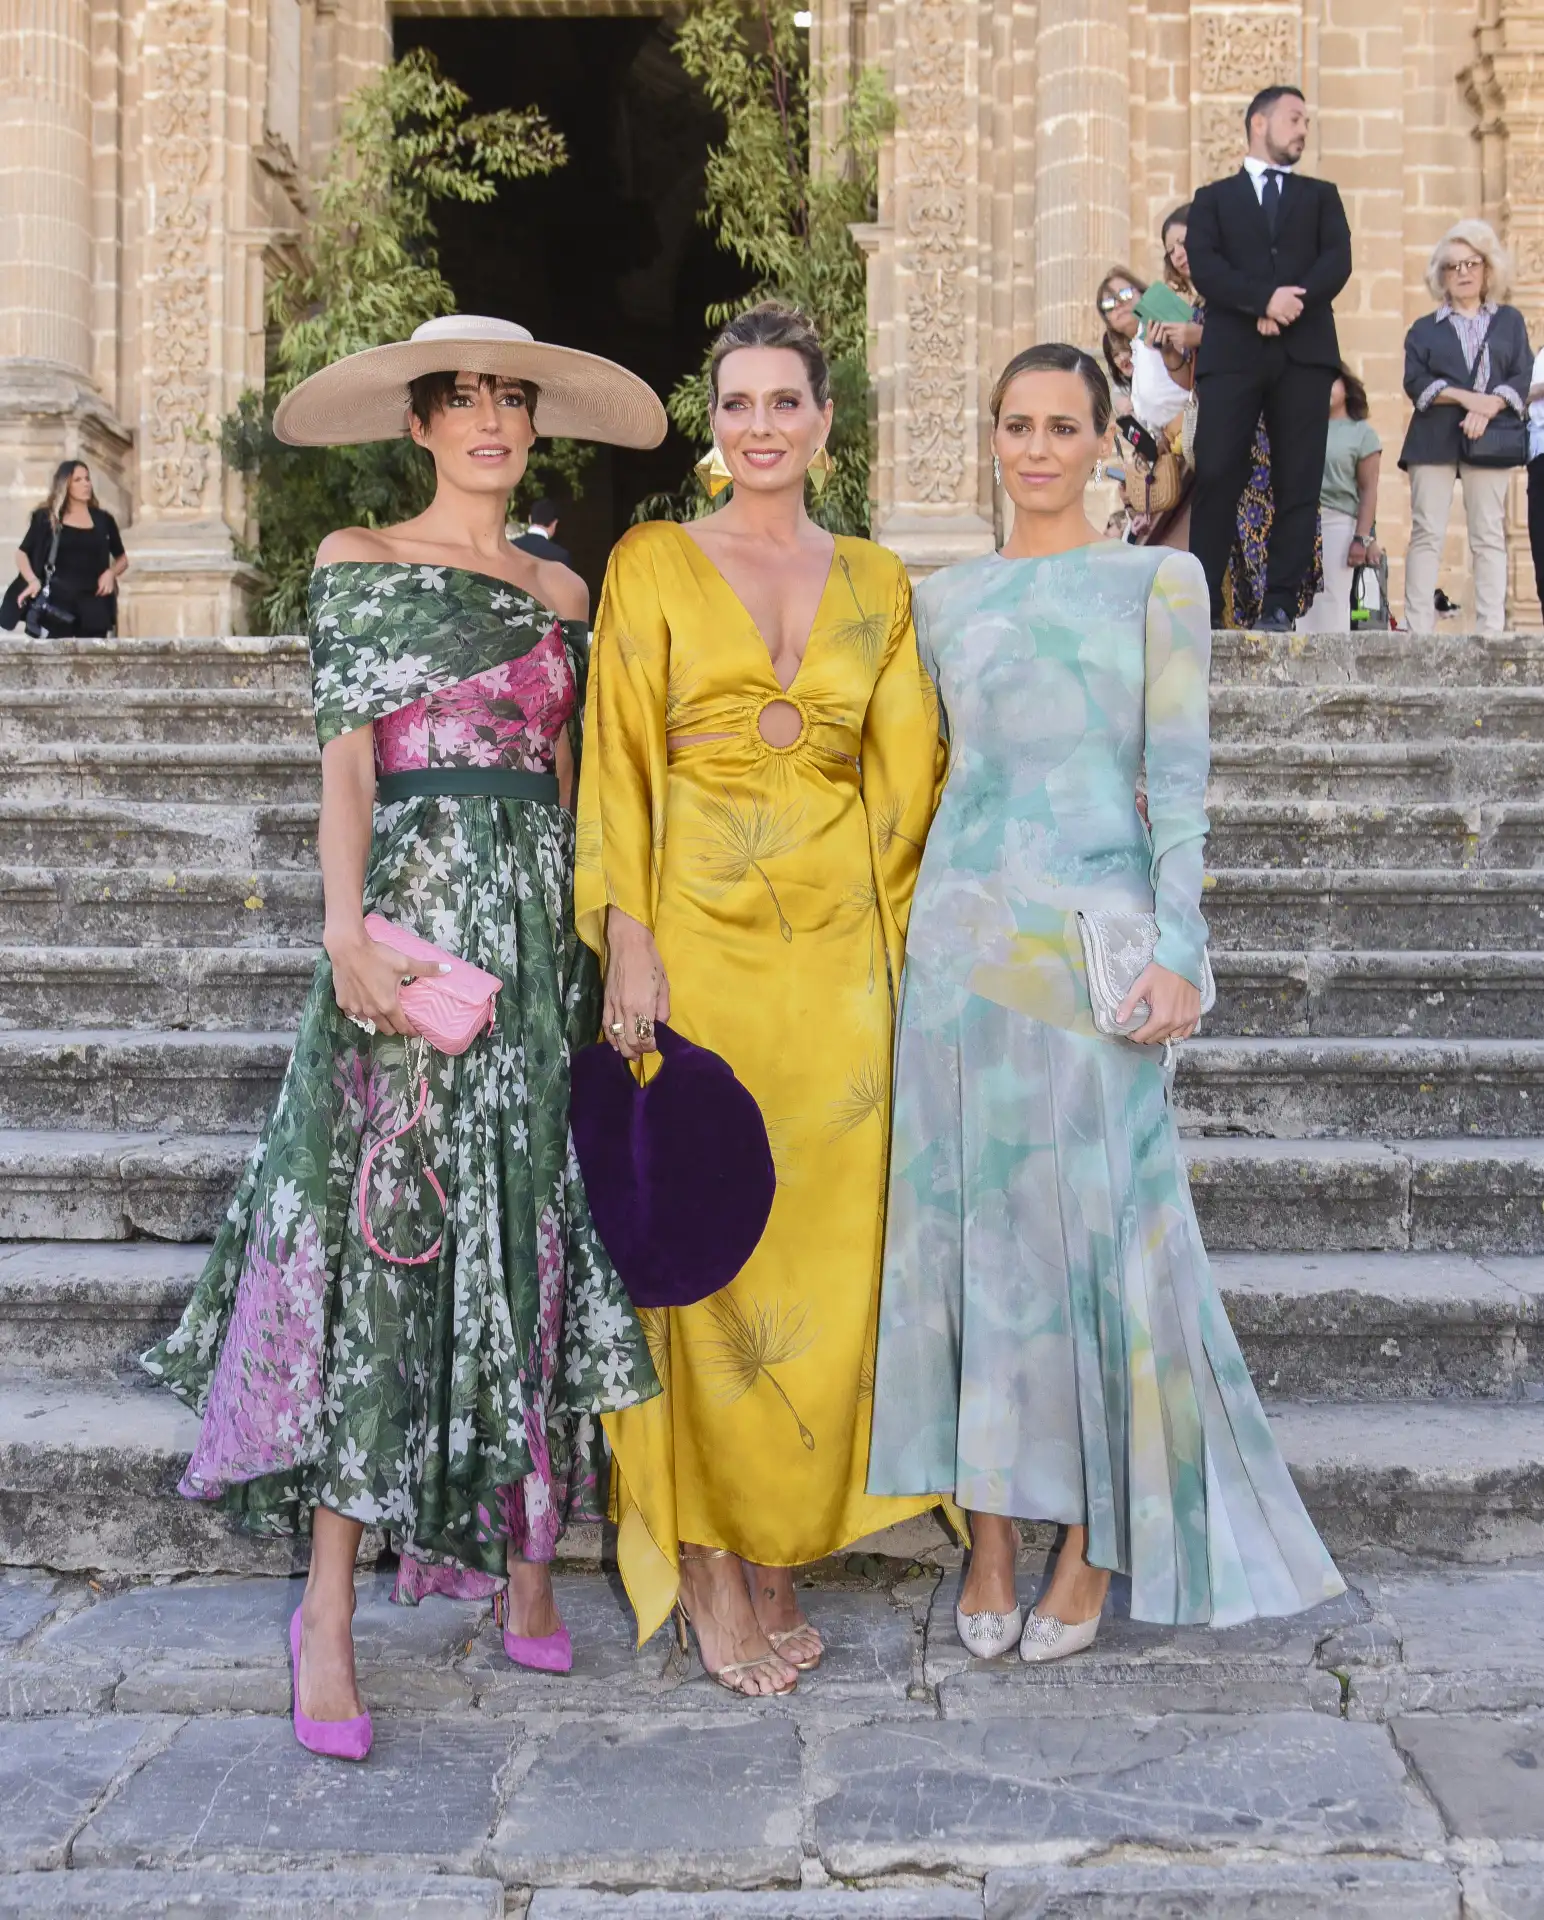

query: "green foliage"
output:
633 0 890 535
225 49 590 633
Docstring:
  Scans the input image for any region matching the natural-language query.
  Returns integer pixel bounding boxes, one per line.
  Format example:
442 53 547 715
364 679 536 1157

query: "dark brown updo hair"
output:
406 369 540 432
989 343 1113 433
708 302 830 408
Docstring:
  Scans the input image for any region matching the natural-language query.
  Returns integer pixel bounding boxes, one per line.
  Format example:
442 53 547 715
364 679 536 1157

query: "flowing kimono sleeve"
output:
860 554 948 997
574 529 672 965
1144 548 1212 987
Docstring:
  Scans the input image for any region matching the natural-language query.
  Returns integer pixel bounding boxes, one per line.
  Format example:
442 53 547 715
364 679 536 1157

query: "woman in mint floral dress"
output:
144 317 668 1749
868 344 1342 1663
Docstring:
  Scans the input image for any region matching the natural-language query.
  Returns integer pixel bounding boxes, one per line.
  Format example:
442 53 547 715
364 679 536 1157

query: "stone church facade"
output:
0 0 1527 630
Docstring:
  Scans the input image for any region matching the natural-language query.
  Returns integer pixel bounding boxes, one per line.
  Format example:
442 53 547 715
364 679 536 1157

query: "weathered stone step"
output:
1208 740 1544 802
1213 949 1544 1041
2 742 318 805
1176 1037 1544 1140
1224 1250 1544 1401
4 1127 1539 1254
0 946 316 1031
0 688 313 747
0 631 307 691
0 800 316 870
0 1132 249 1242
1211 625 1544 686
1271 1397 1544 1561
2 1368 1538 1573
1209 683 1544 743
1207 800 1544 870
1206 868 1544 950
0 1033 291 1133
1186 1136 1544 1255
6 1239 1537 1404
5 1029 1540 1140
0 868 320 946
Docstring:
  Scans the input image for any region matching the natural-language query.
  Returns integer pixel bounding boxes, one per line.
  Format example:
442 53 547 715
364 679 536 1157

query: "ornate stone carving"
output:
143 0 215 511
900 0 969 506
1197 101 1246 186
1196 10 1300 97
1509 140 1544 205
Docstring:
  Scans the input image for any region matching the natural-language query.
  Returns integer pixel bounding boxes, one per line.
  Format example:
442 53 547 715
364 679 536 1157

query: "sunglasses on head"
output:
1097 286 1139 314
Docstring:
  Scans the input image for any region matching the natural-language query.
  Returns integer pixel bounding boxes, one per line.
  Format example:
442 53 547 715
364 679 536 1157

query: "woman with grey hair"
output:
1400 219 1531 634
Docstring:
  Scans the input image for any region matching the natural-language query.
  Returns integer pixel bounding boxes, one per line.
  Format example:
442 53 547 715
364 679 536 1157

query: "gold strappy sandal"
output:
766 1622 824 1672
675 1548 797 1698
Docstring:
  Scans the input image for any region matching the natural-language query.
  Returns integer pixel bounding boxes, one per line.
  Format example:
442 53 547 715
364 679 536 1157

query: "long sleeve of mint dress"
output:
867 543 1343 1627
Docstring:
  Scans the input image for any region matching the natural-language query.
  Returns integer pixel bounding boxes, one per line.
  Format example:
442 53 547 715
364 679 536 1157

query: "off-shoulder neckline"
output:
312 558 580 623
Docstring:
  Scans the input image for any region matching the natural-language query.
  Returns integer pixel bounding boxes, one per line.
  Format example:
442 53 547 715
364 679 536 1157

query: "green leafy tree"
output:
225 49 590 633
635 0 890 535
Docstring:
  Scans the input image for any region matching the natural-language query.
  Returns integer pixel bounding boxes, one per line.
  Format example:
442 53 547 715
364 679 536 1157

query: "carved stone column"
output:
1032 0 1131 347
1463 0 1544 626
121 0 258 637
867 0 995 572
0 0 130 529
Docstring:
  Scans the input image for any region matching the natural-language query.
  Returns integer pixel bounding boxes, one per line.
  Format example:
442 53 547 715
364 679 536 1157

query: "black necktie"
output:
1262 168 1283 235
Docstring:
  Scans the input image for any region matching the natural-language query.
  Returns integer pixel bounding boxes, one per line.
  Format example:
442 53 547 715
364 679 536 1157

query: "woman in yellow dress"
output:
575 303 943 1696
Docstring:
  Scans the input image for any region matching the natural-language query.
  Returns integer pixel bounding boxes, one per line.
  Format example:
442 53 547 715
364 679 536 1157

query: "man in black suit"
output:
510 497 572 570
1186 85 1353 628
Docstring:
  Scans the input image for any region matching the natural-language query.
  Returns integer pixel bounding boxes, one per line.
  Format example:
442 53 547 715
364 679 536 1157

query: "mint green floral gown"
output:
143 564 657 1601
867 544 1342 1626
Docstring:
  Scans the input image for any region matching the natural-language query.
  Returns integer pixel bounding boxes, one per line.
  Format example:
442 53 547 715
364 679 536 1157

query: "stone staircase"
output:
1 626 1542 1579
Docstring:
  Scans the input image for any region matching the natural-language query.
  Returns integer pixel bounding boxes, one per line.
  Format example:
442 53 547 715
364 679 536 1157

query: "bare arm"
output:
318 724 441 1035
1347 451 1384 565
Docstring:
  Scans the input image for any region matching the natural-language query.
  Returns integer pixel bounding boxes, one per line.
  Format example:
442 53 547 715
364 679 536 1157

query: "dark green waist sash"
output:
376 767 560 806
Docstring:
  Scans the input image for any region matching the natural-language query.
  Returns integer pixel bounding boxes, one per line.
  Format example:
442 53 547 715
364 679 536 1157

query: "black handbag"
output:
1459 313 1529 468
22 520 75 637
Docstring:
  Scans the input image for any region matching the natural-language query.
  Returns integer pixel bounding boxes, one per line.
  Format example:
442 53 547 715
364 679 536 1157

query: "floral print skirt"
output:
869 977 1345 1626
143 791 656 1596
1223 418 1325 629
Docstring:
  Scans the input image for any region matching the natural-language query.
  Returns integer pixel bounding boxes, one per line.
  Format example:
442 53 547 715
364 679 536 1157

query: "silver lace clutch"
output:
1075 908 1215 1038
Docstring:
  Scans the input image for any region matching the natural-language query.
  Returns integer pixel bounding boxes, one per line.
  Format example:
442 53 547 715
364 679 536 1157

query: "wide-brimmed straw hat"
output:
273 315 668 450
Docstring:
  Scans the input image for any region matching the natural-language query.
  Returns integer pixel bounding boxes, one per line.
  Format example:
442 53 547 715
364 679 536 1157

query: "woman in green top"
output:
1299 364 1382 633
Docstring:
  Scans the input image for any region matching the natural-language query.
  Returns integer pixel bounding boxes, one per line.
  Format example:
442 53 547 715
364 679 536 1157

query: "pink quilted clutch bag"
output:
362 913 501 1053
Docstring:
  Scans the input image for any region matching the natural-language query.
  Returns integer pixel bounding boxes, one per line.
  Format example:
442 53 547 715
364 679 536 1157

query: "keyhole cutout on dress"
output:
758 699 805 749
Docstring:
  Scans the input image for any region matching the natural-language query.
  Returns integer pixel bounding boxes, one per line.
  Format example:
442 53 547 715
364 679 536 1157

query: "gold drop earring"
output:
694 444 734 499
807 445 834 495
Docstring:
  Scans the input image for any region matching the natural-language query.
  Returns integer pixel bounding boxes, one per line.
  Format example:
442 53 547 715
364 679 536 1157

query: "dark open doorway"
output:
393 10 754 593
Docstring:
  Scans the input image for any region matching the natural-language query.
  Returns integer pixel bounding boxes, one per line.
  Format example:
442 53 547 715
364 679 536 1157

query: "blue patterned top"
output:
902 542 1212 1032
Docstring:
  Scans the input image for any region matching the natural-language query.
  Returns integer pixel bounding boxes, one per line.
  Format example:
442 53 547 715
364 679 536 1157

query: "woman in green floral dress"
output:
143 318 667 1747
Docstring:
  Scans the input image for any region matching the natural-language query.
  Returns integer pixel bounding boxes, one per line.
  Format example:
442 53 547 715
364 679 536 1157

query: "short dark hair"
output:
1245 84 1304 132
529 498 559 525
406 369 540 432
1337 361 1371 422
709 301 830 408
990 343 1113 434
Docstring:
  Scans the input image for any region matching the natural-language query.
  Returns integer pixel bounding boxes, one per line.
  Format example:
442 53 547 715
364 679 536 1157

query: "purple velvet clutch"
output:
570 1022 777 1310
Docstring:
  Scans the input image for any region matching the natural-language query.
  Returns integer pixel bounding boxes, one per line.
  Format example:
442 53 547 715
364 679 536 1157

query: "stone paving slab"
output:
926 1564 1358 1715
808 1711 1444 1875
0 1570 62 1644
1334 1568 1544 1715
72 1714 517 1872
981 1860 1461 1918
0 1871 505 1918
1392 1711 1544 1844
528 1896 983 1919
488 1719 803 1889
0 1713 174 1870
1 1659 117 1718
1463 1867 1544 1918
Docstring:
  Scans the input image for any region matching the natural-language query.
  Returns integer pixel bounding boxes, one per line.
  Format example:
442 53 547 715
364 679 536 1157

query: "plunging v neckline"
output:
673 520 840 693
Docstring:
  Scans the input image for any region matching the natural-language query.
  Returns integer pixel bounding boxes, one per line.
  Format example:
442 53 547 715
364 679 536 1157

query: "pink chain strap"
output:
356 1043 447 1267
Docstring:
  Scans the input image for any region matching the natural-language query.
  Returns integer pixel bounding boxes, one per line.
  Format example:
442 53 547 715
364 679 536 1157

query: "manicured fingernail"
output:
438 963 452 974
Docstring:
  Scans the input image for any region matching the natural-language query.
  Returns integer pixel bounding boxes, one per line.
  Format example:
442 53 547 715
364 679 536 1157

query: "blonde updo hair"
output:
708 302 830 408
1426 219 1513 304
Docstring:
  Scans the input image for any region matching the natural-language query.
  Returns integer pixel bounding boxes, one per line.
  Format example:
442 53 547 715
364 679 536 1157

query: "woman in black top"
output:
8 461 128 636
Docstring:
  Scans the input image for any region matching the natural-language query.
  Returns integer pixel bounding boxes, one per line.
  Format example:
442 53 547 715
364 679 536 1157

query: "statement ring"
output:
633 1015 654 1041
609 1019 625 1034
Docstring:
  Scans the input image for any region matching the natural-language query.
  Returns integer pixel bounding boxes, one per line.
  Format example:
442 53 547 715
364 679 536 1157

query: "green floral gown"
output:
143 563 657 1599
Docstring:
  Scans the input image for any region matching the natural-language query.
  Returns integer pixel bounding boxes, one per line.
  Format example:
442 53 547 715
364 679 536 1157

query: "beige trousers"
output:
1404 461 1512 634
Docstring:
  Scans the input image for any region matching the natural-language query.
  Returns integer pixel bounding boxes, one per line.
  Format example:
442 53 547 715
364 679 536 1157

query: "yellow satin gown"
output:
575 518 945 1641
